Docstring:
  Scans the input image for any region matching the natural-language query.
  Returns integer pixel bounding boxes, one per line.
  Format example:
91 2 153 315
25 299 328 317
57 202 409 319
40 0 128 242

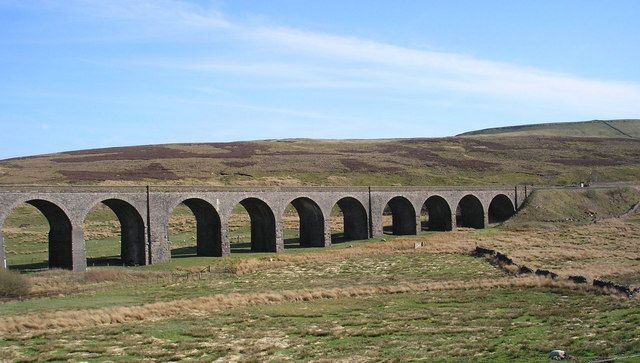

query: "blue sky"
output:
1 0 639 159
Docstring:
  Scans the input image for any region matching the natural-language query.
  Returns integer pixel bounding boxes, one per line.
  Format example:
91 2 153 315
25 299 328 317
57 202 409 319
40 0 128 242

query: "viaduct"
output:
0 186 527 272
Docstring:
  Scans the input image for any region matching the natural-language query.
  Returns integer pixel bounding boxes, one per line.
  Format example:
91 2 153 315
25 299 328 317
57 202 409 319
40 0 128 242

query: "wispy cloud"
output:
248 26 640 113
5 0 640 117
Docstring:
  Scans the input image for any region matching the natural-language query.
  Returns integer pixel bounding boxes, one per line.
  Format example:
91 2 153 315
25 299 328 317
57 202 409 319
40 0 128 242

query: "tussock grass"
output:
3 287 635 362
473 217 640 283
82 269 131 283
0 269 30 298
13 208 640 299
0 276 603 335
24 268 168 297
220 235 470 275
6 207 638 302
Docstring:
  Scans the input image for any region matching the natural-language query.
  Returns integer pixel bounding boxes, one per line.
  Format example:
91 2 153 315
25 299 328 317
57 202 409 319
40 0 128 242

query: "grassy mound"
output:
505 187 640 229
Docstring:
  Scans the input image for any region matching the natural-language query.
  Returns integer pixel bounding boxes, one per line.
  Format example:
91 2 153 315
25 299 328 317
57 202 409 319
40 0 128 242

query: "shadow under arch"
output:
332 197 368 243
288 197 325 248
488 194 515 224
236 197 277 253
3 199 74 270
456 195 485 229
422 195 453 231
385 196 416 235
85 199 146 266
171 198 222 257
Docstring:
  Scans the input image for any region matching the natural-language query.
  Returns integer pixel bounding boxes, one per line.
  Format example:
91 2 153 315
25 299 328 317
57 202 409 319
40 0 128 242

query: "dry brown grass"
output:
472 218 640 281
83 220 120 240
167 214 197 234
0 269 31 298
14 211 640 299
25 269 168 296
1 228 48 243
221 235 469 275
82 269 131 284
164 211 640 285
0 276 607 335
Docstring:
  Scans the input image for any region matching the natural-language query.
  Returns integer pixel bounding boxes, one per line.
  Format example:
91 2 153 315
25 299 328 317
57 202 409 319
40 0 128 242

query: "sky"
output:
1 0 639 159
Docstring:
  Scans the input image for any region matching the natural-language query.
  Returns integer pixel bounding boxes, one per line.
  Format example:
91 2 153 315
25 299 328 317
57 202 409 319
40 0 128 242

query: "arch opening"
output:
383 196 416 235
169 199 222 258
456 195 485 229
230 198 276 253
285 197 325 249
1 200 73 271
421 196 453 231
331 197 368 243
84 199 146 267
488 194 515 224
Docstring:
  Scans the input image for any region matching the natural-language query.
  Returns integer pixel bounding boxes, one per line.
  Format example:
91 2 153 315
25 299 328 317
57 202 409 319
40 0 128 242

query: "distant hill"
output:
458 119 640 138
1 131 639 187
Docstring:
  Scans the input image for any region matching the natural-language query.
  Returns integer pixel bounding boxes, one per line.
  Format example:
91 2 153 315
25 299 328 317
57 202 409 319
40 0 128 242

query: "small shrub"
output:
585 188 598 199
0 268 31 298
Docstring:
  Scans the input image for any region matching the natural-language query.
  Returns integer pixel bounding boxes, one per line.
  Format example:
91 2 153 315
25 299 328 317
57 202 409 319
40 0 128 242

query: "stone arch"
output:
422 195 452 231
488 194 515 224
456 194 485 229
238 197 277 252
171 198 222 256
332 197 368 242
84 199 146 266
385 196 417 235
2 199 74 270
288 197 325 248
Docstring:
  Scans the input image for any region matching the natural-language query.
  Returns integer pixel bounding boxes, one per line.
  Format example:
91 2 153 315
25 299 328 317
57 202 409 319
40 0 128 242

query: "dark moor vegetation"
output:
1 119 640 186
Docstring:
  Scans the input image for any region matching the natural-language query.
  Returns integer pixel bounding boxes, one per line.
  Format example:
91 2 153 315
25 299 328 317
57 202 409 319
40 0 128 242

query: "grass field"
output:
2 287 638 362
0 188 639 361
0 236 638 361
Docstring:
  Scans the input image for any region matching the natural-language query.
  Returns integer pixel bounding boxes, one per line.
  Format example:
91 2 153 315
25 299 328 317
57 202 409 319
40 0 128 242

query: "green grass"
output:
460 119 640 138
0 251 500 316
1 288 637 362
0 228 637 361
